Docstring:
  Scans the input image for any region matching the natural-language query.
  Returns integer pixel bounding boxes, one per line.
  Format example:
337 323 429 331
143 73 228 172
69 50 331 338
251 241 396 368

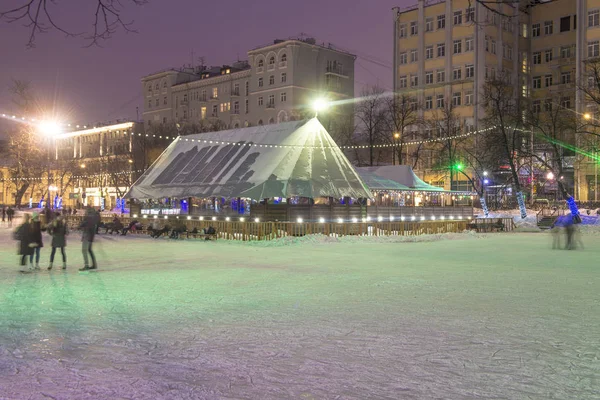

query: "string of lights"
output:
0 170 145 182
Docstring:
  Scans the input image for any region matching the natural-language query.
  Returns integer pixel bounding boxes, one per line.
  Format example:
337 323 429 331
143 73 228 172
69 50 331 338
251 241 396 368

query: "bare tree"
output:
355 86 387 166
428 100 464 192
481 74 528 217
0 0 148 48
382 93 422 166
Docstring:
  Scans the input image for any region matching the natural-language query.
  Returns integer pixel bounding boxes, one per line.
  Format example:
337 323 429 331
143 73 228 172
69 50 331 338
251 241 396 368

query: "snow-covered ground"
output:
0 220 598 399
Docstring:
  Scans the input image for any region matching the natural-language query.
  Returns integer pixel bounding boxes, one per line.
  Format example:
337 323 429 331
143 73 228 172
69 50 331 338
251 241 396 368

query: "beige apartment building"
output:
394 0 600 200
142 38 355 130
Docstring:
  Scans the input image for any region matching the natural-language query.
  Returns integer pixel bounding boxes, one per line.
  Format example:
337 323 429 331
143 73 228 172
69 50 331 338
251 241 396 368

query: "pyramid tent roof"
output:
126 118 372 200
355 166 445 192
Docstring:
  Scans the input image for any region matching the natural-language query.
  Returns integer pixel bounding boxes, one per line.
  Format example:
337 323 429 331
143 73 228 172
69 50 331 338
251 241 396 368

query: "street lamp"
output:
312 98 329 117
392 132 400 165
546 171 555 180
584 112 592 120
37 120 62 210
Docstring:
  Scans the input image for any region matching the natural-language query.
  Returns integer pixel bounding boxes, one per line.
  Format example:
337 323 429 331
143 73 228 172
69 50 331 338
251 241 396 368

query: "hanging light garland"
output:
0 170 145 182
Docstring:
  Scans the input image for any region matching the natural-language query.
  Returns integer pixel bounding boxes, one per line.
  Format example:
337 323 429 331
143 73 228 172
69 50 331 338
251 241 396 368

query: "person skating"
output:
14 214 36 272
7 206 14 226
1 206 6 225
48 213 68 270
79 208 98 271
28 213 45 270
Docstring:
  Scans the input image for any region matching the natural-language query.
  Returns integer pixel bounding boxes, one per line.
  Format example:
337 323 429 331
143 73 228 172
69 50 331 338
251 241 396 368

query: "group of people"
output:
551 215 584 250
1 206 16 226
13 207 100 273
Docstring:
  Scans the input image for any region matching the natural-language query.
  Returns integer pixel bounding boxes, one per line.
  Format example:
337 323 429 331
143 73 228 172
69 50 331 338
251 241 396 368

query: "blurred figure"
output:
564 216 575 250
48 213 69 270
79 208 99 271
14 213 35 272
550 217 563 250
29 212 45 270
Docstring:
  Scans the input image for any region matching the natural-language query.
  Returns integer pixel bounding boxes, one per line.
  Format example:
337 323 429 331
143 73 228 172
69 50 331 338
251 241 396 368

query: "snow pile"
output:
229 231 486 247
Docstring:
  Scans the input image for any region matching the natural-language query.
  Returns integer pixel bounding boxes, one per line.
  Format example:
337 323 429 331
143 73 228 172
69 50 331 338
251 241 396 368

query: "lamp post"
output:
312 98 329 118
393 132 400 165
38 121 62 209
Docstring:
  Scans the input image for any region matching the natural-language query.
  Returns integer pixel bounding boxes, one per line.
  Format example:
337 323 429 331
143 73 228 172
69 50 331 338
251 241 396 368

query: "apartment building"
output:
393 0 600 200
142 38 356 130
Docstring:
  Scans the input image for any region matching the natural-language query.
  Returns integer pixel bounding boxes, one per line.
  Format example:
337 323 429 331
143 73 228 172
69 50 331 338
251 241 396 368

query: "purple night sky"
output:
0 0 405 126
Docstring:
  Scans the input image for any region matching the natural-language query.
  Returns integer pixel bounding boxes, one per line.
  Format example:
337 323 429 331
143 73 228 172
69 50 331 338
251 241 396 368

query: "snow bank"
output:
225 230 486 247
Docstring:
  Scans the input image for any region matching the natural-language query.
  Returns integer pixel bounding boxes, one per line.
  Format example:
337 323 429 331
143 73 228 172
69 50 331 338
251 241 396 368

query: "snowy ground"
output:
0 220 598 399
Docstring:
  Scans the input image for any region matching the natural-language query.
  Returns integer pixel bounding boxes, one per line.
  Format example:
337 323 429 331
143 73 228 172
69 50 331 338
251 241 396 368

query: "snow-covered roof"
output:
356 166 445 192
126 118 372 200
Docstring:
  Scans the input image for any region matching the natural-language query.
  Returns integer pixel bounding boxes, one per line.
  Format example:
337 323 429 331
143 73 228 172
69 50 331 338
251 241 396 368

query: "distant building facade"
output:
141 38 356 129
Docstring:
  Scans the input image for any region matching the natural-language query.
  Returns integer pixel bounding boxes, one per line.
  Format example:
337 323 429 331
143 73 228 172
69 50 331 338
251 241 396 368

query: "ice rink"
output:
0 223 598 399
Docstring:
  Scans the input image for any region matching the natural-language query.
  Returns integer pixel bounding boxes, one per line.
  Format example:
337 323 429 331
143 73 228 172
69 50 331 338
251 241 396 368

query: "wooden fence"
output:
64 216 470 241
472 217 515 232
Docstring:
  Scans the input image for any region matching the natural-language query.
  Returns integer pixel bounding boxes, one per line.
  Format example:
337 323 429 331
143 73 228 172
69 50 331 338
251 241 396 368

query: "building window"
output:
245 99 249 114
545 74 553 87
148 100 151 108
399 23 407 38
425 71 434 84
281 53 287 63
561 46 571 58
399 76 407 88
410 99 418 111
465 37 474 52
410 49 418 62
453 10 462 25
533 76 541 89
544 49 553 63
532 23 540 37
465 64 474 78
589 10 599 27
533 52 541 64
258 97 264 106
163 97 167 105
544 99 552 112
258 78 263 87
233 83 240 95
245 81 249 96
453 67 462 81
436 94 444 108
410 21 418 35
269 75 275 85
465 92 473 105
281 73 287 83
588 40 600 58
212 87 218 99
491 39 496 54
544 20 553 35
465 7 474 22
560 16 571 32
411 75 418 87
258 59 264 68
212 105 218 116
426 17 433 32
437 15 445 29
400 52 407 64
437 70 445 82
269 56 275 66
485 36 489 51
281 92 287 102
155 98 159 106
437 43 445 57
532 100 541 113
453 39 462 54
201 107 206 119
561 96 571 108
425 96 433 109
506 45 513 60
268 94 275 107
452 92 461 106
426 46 433 59
561 72 571 84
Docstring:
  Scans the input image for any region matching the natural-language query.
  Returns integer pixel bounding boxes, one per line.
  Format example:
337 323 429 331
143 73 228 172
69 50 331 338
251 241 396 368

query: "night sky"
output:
0 0 404 127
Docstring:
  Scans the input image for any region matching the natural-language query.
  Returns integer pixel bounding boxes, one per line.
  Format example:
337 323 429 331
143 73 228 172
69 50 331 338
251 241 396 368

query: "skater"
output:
48 213 68 270
121 219 139 236
79 208 98 271
1 206 5 224
29 213 45 270
7 206 14 226
550 216 564 249
14 213 35 272
564 216 575 250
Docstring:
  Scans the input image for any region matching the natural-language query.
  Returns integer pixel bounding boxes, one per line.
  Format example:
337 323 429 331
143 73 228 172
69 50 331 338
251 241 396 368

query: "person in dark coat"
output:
1 206 5 224
29 212 45 270
79 208 98 271
48 213 68 270
7 206 14 226
14 213 35 272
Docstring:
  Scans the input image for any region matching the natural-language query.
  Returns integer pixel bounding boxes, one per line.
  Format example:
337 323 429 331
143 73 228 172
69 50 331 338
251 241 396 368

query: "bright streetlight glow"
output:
584 113 592 120
393 132 400 139
483 171 488 176
547 172 555 180
80 164 86 169
484 179 490 184
312 98 329 113
38 121 62 137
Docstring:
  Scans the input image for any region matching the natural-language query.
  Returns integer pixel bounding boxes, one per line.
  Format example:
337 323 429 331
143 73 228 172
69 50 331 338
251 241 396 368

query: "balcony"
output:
181 100 188 106
266 102 275 109
279 61 287 68
232 110 240 115
199 97 207 102
326 65 348 77
210 96 218 101
267 64 275 71
231 90 240 97
256 66 264 74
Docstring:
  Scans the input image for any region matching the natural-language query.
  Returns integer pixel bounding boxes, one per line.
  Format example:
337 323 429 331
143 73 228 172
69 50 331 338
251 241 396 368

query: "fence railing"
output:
63 216 470 241
472 217 515 232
